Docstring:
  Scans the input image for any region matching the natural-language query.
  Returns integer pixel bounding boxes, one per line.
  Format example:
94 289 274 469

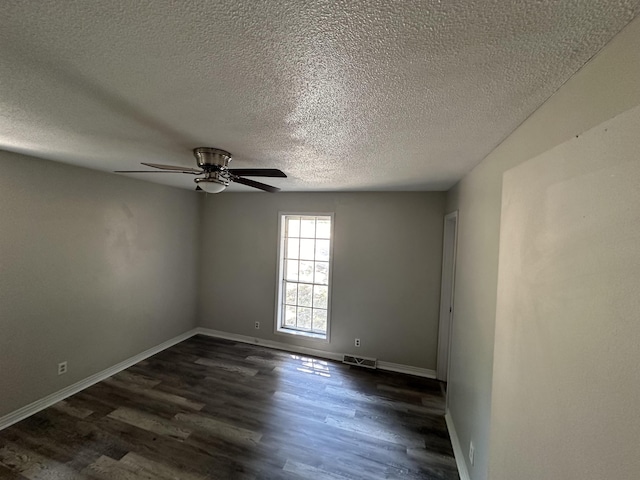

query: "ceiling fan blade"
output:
142 162 203 174
228 168 287 178
114 170 187 173
232 176 280 192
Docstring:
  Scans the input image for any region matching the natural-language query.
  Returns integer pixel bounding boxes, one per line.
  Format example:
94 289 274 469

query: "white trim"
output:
274 327 329 343
437 210 459 383
274 212 335 343
196 328 437 378
0 329 198 431
377 361 436 379
197 327 343 361
1 327 439 432
445 409 471 480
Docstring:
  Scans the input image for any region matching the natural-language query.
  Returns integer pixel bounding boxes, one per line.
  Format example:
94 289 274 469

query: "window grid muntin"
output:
280 215 331 335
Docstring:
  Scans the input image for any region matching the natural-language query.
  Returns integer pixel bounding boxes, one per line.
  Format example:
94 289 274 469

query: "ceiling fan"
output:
115 147 286 193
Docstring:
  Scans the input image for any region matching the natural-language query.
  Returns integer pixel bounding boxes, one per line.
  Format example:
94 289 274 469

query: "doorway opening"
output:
436 211 458 386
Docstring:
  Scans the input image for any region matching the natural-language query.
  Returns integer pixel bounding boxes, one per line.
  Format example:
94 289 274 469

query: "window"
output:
276 214 333 340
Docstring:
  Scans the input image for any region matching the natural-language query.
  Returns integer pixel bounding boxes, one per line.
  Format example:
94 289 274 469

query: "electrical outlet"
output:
355 338 361 347
469 441 475 466
57 361 68 376
255 321 260 329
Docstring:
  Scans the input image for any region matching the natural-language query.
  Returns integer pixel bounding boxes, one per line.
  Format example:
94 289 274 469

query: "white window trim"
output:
274 212 334 343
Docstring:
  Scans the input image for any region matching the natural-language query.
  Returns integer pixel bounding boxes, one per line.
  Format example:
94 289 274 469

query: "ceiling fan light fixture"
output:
195 177 227 194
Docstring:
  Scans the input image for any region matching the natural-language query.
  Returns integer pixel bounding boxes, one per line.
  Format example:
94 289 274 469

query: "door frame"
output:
436 211 459 382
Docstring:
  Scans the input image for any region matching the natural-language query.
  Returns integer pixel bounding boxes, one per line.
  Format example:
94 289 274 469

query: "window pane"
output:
314 262 329 285
287 217 300 237
315 239 330 261
313 285 328 309
300 218 315 238
316 218 331 239
285 282 297 305
285 260 299 281
299 261 314 283
299 239 315 260
297 307 312 329
284 305 296 327
286 238 299 259
312 309 327 333
298 284 313 307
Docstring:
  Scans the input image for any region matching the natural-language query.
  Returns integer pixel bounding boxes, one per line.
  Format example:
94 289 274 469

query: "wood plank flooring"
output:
0 335 459 479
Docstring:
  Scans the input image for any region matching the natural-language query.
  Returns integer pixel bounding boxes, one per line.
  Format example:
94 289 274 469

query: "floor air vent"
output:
343 355 377 369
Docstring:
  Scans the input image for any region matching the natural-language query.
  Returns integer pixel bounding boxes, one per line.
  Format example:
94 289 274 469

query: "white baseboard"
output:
195 327 344 361
0 329 198 431
445 409 471 480
195 328 437 378
1 327 437 432
377 361 436 379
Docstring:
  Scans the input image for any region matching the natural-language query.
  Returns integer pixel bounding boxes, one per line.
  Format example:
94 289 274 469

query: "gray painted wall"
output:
0 151 199 417
491 103 640 480
445 16 640 480
198 192 445 369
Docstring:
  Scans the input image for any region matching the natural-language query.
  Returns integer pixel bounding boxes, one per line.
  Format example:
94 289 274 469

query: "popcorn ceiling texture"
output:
1 1 639 191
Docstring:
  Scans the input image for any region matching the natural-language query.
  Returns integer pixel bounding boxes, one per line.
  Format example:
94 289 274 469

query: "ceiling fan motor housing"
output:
193 147 232 170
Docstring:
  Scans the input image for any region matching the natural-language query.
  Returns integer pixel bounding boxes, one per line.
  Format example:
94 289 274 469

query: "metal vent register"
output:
342 355 377 369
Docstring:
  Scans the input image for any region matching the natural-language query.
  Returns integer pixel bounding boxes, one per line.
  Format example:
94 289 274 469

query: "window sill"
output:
276 327 328 342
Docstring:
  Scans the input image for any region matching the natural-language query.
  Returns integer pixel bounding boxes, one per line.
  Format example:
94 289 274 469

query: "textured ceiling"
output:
1 1 639 192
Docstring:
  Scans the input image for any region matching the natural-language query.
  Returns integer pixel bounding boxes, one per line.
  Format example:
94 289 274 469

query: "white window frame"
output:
274 212 334 342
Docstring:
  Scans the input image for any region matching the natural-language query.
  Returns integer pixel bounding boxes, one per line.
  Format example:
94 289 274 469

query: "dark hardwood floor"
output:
0 335 459 479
